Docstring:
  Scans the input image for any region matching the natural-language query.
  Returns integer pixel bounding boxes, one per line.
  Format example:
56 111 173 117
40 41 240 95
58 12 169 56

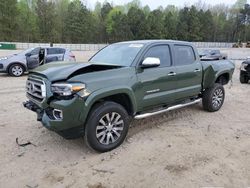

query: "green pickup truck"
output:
23 40 235 152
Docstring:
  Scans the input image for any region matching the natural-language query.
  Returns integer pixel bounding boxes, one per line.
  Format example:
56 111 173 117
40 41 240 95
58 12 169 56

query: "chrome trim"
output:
168 72 177 76
146 89 160 94
142 57 160 66
134 99 202 119
26 77 46 103
52 109 63 120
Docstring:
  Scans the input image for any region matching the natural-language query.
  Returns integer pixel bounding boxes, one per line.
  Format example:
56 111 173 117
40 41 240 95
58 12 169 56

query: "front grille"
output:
26 77 46 102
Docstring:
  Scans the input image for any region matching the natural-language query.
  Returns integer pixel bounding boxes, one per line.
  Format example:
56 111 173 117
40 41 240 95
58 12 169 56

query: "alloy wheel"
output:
212 88 224 108
96 112 124 145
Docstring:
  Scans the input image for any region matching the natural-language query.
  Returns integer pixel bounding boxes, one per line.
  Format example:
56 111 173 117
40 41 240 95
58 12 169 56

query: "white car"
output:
0 47 76 77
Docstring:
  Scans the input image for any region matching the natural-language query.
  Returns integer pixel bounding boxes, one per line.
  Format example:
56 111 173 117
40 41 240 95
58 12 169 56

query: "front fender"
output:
7 61 27 72
85 86 137 115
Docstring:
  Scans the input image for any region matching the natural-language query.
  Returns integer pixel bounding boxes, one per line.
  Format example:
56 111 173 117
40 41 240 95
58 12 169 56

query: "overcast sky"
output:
86 0 245 10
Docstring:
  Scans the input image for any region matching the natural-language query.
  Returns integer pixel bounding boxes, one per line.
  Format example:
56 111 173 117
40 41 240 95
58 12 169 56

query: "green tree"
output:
176 7 189 40
100 2 113 42
65 0 94 43
146 9 165 39
143 5 151 16
0 0 18 41
53 0 70 42
1 0 250 43
16 0 38 42
164 6 178 39
106 8 132 42
188 6 202 41
127 7 147 39
198 10 214 41
35 0 57 42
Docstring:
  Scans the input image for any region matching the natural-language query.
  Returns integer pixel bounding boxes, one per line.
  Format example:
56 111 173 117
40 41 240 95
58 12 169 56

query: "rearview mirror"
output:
141 57 160 68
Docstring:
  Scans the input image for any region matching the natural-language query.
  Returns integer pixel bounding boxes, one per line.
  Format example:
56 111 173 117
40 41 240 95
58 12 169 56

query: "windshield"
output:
18 48 35 55
89 43 144 66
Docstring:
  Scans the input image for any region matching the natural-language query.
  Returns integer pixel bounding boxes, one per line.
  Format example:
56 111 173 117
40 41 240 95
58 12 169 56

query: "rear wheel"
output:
9 64 24 77
85 101 129 152
202 84 225 112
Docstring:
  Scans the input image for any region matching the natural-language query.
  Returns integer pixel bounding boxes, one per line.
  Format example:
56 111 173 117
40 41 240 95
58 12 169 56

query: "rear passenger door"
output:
173 45 202 100
136 44 178 111
46 48 65 63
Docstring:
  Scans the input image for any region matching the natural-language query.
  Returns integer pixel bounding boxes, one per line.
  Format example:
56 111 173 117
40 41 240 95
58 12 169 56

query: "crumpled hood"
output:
29 61 122 82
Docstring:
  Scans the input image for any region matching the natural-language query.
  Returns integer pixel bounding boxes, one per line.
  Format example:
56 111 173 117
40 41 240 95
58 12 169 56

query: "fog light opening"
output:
53 109 63 120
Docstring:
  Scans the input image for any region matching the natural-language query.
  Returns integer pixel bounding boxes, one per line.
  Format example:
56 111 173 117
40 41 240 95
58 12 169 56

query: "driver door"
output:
135 44 177 111
26 47 40 70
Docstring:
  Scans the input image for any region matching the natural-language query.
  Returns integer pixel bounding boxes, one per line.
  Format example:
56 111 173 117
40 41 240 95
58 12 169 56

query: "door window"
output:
30 48 40 55
174 45 196 66
143 45 171 67
47 48 65 55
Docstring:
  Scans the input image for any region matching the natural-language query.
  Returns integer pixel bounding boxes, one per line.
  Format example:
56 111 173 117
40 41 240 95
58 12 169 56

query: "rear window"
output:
47 48 65 55
174 45 195 66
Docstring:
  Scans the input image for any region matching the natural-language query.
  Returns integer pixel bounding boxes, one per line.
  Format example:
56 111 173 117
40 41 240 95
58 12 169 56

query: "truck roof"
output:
117 40 192 46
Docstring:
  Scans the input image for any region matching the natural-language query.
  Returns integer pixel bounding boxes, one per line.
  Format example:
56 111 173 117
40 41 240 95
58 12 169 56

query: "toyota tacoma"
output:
23 40 235 152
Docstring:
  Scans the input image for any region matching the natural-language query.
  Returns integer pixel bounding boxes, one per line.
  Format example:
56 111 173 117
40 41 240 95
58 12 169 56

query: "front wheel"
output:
9 64 24 77
85 101 130 152
202 83 225 112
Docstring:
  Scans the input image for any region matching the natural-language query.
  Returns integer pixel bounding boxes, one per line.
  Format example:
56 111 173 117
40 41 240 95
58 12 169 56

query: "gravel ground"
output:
0 49 249 188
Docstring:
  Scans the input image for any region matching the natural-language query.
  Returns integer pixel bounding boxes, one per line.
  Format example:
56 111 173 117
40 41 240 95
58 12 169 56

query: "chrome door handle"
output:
168 72 177 76
194 69 201 72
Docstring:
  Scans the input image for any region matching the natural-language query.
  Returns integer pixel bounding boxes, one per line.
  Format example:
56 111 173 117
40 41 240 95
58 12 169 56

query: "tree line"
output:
0 0 250 44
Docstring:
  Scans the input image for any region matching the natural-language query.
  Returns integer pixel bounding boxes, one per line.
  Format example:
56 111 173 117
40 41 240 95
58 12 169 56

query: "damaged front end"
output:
23 73 88 139
23 62 127 139
23 100 44 121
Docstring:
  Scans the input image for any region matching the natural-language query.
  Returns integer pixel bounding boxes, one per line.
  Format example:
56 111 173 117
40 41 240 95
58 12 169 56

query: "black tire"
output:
8 63 25 77
202 83 225 112
85 101 130 153
240 75 249 84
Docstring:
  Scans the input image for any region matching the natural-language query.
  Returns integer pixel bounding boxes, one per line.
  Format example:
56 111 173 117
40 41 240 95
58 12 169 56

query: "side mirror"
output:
141 57 160 68
25 53 31 57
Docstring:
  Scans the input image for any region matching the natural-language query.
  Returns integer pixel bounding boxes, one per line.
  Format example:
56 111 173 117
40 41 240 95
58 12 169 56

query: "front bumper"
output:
23 97 87 139
0 63 7 72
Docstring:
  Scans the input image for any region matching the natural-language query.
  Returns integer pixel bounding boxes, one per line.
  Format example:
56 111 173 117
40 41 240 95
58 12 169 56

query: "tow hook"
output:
23 101 44 121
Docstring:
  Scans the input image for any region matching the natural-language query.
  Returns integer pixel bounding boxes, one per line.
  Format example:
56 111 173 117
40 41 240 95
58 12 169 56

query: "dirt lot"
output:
0 49 249 188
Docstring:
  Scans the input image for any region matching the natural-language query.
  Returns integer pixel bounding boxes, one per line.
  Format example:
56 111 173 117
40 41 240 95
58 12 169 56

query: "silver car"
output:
0 47 76 77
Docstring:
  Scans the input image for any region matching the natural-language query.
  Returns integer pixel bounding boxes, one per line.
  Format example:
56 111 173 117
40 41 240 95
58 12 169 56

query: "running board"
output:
134 98 202 120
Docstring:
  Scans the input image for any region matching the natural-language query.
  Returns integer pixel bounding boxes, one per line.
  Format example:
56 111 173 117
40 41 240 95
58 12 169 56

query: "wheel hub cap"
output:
96 112 124 145
212 88 223 108
12 66 23 76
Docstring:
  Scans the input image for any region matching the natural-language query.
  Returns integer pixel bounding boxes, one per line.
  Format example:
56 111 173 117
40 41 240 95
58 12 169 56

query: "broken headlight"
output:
51 83 90 97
